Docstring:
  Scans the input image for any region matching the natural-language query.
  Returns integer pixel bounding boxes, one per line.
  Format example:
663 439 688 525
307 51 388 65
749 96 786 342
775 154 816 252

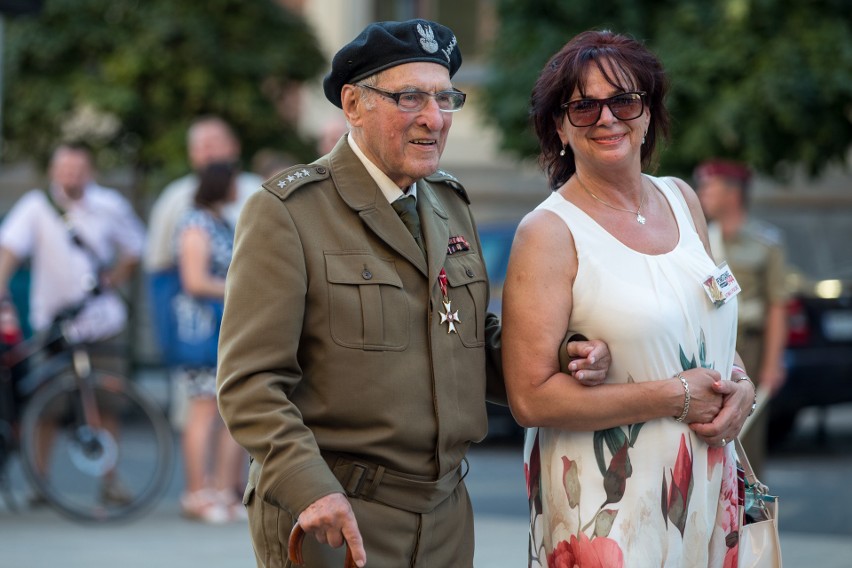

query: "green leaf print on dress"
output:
679 328 714 371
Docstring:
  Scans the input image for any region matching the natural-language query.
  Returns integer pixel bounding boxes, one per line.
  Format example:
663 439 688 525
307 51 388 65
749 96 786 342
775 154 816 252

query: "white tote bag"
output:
736 437 782 567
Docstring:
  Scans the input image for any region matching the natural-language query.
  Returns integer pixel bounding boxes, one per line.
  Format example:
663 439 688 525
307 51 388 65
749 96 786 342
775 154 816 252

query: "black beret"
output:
323 19 462 109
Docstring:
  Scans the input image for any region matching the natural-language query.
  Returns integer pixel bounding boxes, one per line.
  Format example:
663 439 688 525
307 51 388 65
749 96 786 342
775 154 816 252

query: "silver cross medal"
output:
440 300 461 334
437 268 460 334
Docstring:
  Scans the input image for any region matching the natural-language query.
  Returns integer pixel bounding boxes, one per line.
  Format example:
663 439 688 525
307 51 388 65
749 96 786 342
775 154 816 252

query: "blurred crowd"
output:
0 115 343 524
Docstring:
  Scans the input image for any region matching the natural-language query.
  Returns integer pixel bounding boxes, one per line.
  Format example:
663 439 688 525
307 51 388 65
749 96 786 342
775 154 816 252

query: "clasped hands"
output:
565 339 754 448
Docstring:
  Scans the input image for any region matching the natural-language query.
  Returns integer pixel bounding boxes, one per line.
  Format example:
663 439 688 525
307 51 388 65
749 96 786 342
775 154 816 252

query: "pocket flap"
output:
325 252 403 287
443 256 487 287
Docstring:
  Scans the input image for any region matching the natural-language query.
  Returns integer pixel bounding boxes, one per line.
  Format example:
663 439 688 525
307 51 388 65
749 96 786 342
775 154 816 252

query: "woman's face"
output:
556 61 650 173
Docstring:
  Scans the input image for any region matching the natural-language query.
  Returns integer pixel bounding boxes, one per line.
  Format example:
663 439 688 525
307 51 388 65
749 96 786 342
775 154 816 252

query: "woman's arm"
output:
177 226 226 299
502 208 724 431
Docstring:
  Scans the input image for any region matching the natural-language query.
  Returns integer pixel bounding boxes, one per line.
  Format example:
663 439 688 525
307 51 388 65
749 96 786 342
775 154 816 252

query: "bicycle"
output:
0 298 174 523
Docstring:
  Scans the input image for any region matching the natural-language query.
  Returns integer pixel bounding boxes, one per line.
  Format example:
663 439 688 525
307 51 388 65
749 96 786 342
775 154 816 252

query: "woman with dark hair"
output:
173 161 246 523
502 31 755 566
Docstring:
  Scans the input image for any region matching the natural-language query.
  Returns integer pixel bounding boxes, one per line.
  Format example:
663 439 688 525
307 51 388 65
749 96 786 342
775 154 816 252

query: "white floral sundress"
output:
524 176 741 567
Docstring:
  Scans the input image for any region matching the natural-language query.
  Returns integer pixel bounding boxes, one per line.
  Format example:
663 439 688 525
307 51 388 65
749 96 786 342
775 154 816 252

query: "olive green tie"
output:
391 194 426 258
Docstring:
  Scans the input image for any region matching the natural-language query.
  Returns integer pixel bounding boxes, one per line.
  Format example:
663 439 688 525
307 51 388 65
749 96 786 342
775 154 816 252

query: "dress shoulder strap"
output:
652 175 699 233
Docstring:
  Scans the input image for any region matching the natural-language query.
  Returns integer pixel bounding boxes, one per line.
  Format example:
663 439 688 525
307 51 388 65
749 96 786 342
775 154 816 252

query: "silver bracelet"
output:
674 372 690 422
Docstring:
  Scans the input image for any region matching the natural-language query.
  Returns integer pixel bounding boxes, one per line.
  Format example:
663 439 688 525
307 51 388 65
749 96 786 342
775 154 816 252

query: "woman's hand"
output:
689 378 755 447
679 368 724 424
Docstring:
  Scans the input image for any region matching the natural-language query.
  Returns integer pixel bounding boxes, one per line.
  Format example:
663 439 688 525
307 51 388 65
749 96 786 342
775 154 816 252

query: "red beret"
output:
694 159 752 186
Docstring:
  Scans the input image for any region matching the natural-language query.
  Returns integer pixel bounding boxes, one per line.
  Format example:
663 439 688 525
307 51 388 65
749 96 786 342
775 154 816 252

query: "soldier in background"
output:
695 159 790 477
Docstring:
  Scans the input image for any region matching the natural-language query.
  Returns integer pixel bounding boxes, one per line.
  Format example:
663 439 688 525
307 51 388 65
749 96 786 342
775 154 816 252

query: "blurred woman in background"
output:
174 161 246 524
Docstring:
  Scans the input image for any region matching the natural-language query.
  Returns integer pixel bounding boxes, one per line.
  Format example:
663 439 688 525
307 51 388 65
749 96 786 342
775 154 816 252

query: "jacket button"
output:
316 166 327 174
362 270 372 280
465 268 474 277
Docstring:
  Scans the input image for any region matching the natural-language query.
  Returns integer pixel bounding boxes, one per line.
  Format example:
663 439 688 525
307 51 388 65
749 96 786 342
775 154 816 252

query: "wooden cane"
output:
288 521 356 568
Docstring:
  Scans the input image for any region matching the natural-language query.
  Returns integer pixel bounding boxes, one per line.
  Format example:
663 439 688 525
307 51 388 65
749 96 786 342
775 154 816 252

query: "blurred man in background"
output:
0 142 144 347
695 159 790 477
144 116 262 275
0 142 145 504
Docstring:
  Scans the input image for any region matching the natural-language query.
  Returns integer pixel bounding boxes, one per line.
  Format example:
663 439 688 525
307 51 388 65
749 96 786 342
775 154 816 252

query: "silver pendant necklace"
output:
576 174 647 224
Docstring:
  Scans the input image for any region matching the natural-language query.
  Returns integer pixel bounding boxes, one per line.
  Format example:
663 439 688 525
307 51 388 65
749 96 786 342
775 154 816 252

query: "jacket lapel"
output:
330 139 428 276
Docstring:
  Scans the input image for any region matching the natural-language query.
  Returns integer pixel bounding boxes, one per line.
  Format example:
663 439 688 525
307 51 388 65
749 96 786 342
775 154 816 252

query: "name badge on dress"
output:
702 261 741 308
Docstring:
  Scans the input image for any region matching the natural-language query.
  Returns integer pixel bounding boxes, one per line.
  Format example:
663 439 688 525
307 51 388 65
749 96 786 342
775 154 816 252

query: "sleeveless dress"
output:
171 208 234 396
524 176 741 568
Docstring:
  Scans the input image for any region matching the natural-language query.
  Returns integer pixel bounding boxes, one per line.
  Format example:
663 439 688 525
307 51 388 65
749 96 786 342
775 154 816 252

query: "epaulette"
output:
425 169 469 204
262 164 330 201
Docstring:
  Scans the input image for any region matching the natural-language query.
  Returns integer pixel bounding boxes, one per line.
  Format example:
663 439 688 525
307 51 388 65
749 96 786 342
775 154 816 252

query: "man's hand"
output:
296 493 366 567
565 338 612 386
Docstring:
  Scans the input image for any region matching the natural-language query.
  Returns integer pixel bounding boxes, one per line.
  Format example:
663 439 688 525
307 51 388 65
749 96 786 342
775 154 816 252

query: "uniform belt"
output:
322 451 467 515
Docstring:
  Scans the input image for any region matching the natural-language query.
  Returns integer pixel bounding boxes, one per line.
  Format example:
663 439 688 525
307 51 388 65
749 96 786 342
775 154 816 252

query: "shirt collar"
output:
347 134 416 203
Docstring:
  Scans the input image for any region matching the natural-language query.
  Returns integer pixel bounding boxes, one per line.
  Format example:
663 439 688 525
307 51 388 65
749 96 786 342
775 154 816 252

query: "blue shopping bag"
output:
146 269 223 368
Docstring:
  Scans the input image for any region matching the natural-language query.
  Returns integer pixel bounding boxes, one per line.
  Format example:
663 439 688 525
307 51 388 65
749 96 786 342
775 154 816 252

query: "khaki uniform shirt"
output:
710 218 790 360
217 137 503 519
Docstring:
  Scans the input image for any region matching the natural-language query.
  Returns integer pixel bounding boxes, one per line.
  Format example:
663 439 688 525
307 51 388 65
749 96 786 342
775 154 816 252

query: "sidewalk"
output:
2 494 850 567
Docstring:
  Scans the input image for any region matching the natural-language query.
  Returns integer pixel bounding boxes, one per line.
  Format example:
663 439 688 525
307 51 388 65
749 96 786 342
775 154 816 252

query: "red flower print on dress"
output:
707 445 725 479
661 433 694 536
547 533 624 568
526 431 542 515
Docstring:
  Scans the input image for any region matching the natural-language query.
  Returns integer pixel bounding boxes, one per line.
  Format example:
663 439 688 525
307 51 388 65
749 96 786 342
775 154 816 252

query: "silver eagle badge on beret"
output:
417 23 438 54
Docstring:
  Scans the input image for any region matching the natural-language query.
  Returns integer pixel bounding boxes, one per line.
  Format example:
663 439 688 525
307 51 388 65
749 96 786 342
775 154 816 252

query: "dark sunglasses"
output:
560 91 646 127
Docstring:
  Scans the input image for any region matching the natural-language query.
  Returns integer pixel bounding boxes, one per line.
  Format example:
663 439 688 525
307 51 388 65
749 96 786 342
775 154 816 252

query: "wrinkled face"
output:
342 62 454 189
49 148 92 201
189 123 240 170
556 60 650 172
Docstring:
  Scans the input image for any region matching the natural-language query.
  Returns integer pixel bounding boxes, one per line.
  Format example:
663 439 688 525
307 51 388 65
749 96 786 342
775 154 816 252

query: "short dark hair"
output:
194 161 236 208
52 141 94 163
530 30 671 190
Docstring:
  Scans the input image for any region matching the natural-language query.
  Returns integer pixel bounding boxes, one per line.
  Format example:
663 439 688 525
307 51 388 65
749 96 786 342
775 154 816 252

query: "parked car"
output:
759 206 852 445
478 222 523 440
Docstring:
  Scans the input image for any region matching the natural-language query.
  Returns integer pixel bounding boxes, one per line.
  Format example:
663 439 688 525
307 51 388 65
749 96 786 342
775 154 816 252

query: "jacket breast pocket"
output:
442 254 488 347
325 252 409 351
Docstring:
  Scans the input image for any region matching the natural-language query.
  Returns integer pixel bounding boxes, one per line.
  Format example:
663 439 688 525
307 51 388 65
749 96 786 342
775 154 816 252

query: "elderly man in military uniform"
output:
217 19 609 568
695 159 790 478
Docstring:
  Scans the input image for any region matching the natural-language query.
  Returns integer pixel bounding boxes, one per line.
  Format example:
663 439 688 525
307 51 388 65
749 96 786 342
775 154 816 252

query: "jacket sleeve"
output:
483 312 507 405
216 189 343 516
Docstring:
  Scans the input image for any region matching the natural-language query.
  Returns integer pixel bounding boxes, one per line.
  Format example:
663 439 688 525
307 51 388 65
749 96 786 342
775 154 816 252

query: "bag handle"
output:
288 521 355 568
735 436 769 494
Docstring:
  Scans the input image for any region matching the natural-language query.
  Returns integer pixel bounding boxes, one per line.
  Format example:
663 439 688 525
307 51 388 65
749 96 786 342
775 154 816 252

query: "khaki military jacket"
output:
217 136 503 518
710 219 790 333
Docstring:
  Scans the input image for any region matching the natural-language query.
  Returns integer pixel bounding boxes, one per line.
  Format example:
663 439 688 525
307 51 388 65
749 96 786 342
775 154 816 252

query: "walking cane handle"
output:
288 521 355 568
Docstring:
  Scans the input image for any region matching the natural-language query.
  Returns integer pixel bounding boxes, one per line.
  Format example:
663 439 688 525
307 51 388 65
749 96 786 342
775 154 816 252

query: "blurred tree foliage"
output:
482 0 852 180
2 0 326 191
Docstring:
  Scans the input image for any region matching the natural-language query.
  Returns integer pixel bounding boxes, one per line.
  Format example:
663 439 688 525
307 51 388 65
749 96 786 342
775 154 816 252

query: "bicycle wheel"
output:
19 370 174 522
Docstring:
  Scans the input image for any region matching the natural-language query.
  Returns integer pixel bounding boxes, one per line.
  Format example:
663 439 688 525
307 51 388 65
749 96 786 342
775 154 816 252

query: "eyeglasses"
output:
561 91 646 127
356 84 466 113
